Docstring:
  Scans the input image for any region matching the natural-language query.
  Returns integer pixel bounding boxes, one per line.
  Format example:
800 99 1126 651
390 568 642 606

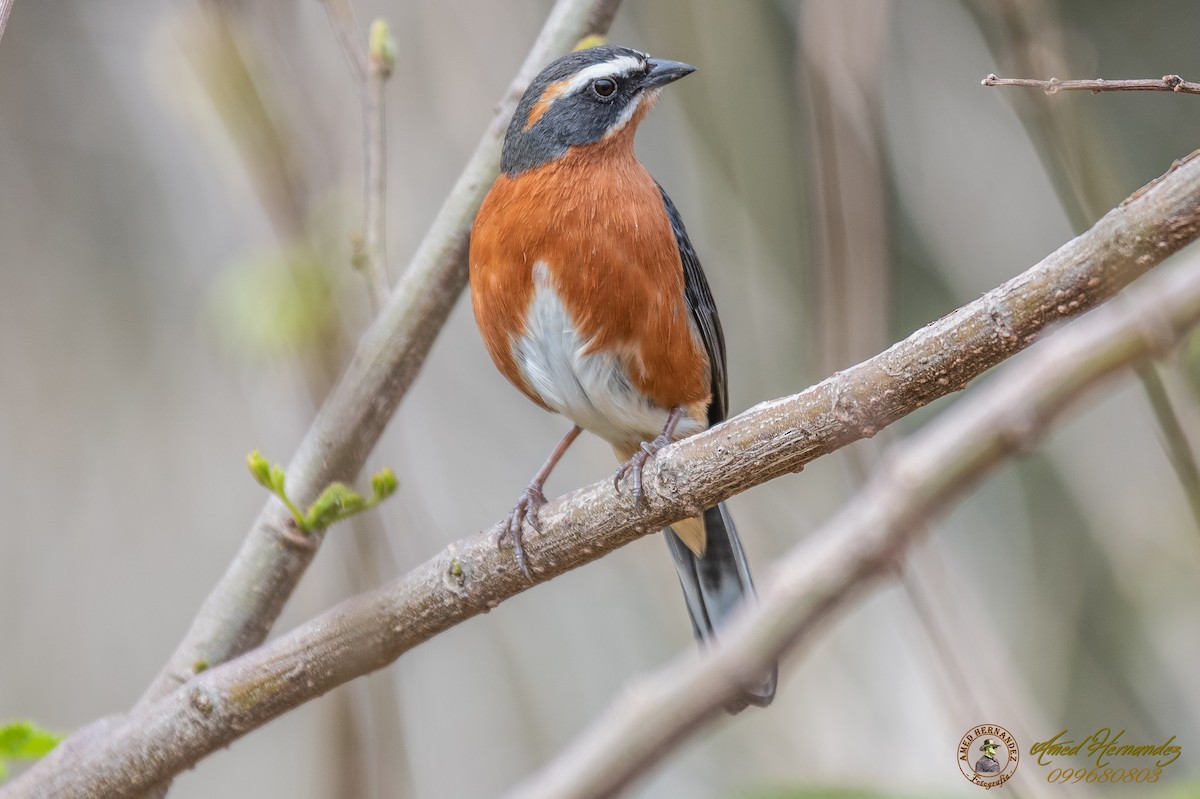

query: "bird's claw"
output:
498 484 546 578
613 432 672 502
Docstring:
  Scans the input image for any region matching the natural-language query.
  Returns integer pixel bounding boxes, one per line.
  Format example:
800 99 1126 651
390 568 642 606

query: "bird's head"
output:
501 45 695 176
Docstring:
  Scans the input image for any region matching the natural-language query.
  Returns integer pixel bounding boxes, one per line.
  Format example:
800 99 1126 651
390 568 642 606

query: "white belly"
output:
515 262 703 448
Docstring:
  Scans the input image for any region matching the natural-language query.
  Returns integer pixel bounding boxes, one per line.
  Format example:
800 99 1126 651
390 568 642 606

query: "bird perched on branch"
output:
469 44 775 711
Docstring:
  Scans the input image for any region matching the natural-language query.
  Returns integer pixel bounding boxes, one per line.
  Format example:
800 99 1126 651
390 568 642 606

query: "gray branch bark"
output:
0 0 13 47
503 227 1200 799
8 150 1200 799
135 0 625 710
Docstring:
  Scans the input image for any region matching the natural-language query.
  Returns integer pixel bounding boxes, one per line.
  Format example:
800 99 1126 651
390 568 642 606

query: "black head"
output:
500 45 695 176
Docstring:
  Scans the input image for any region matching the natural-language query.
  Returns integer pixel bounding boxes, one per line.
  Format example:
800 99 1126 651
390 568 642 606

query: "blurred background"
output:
2 1 1199 796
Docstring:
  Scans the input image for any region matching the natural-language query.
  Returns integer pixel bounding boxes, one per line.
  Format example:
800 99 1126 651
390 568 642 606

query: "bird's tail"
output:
664 503 777 712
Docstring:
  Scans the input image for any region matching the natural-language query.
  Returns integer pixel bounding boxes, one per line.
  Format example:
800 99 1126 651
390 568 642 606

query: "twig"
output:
982 73 1200 95
980 14 1200 541
311 7 411 792
503 243 1200 799
359 19 394 312
8 148 1200 799
1136 361 1200 530
321 0 394 311
133 0 625 711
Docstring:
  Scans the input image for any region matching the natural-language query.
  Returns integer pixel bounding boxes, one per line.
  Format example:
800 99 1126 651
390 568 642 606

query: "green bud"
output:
247 450 304 524
368 19 396 76
371 467 398 501
246 450 272 487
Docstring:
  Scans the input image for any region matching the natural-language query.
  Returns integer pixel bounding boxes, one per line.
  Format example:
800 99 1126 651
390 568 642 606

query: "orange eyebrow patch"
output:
524 78 571 130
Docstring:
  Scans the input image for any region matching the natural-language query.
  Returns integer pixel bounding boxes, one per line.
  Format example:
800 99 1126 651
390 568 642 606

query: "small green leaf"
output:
249 454 398 533
305 483 364 530
246 451 305 526
371 467 398 501
0 720 62 759
0 722 27 753
13 731 58 759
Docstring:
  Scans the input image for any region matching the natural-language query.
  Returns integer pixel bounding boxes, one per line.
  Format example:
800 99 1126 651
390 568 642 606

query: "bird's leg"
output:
500 425 583 577
614 405 685 501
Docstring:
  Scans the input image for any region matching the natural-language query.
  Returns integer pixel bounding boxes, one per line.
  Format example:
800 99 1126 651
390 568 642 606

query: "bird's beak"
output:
642 58 696 89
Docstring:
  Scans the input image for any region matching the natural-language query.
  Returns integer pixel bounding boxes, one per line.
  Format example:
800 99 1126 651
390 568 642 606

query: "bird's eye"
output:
591 78 617 98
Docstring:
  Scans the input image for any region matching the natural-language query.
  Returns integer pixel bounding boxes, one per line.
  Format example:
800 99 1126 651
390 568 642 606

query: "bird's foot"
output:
613 431 673 502
498 483 547 578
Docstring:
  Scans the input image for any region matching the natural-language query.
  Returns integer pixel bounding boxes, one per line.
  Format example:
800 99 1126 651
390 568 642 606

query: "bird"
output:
468 44 776 711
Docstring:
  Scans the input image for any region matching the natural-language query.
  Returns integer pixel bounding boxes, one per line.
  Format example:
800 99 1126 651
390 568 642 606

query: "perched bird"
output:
469 45 775 710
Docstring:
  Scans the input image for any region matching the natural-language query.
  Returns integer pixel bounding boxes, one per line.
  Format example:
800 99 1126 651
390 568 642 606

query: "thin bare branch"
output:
504 240 1200 799
9 148 1200 799
133 0 625 709
321 1 395 311
982 72 1200 95
979 13 1200 536
359 19 393 312
1136 362 1200 530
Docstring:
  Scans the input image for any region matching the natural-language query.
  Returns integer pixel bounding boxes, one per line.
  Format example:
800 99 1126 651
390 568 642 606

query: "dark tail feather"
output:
664 503 777 712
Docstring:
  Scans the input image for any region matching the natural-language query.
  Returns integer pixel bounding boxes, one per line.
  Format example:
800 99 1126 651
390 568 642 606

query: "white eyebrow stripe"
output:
602 92 645 140
560 55 646 96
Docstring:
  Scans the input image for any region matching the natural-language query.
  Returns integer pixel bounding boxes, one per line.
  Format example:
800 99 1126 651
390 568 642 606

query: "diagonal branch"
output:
9 149 1200 799
0 0 13 48
134 0 625 710
980 34 1200 530
503 217 1200 799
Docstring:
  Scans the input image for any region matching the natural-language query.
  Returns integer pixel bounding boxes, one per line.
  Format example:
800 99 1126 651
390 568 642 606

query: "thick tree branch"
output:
503 224 1200 799
9 151 1200 799
134 0 625 708
977 18 1200 537
983 72 1200 95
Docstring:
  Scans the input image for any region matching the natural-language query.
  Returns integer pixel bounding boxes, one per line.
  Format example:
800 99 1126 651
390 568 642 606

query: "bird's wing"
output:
655 182 728 426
